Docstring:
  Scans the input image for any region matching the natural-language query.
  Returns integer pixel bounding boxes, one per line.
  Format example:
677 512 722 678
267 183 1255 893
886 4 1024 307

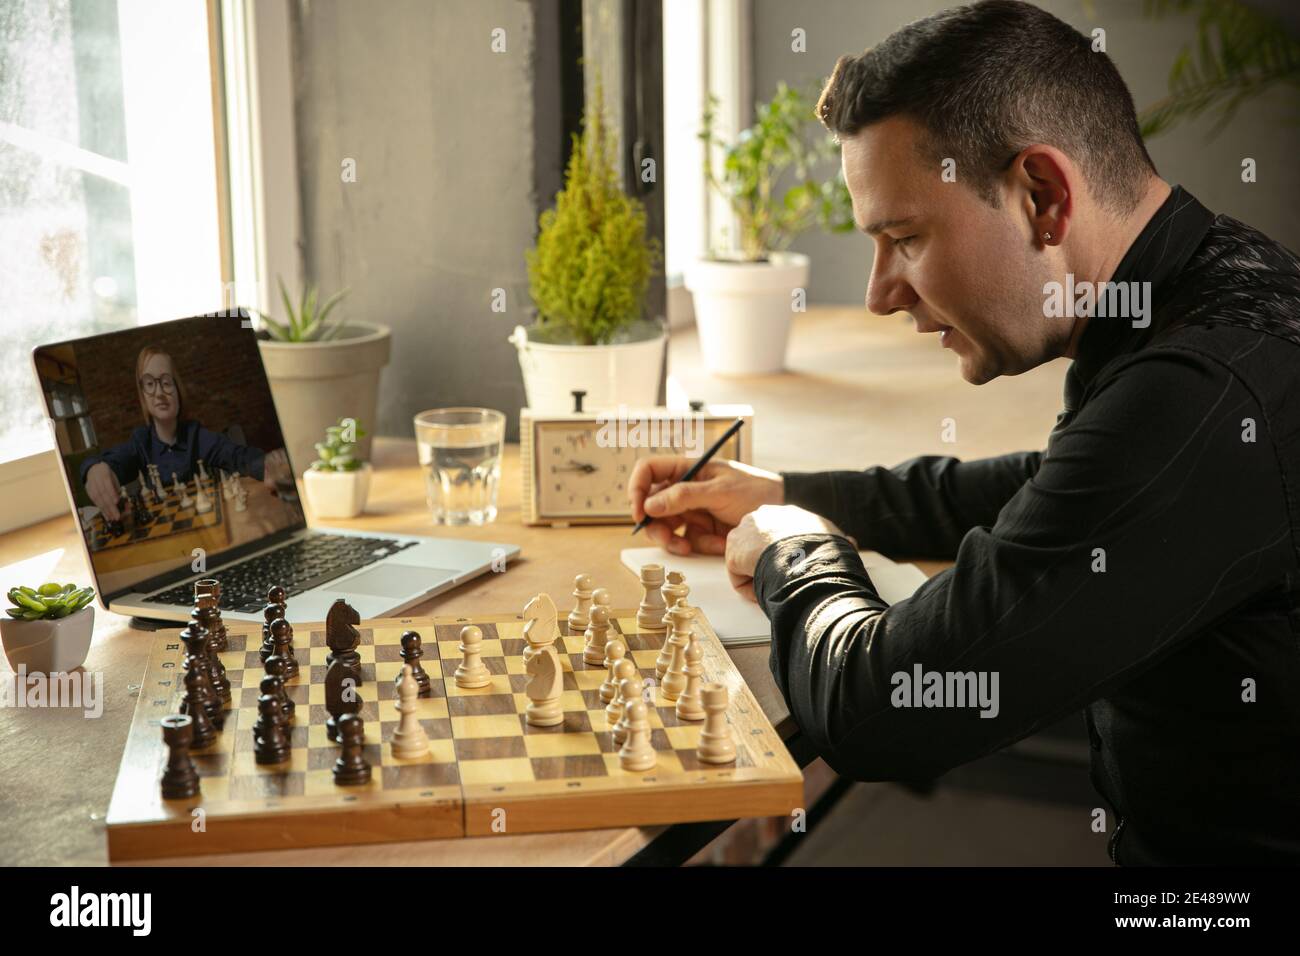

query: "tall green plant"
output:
526 87 661 346
256 276 350 343
701 82 855 262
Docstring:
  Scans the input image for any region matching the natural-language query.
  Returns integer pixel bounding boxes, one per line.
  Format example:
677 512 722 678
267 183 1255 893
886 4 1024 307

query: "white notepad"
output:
620 546 929 646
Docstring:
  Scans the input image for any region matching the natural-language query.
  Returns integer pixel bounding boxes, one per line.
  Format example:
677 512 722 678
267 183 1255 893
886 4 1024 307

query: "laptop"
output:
32 313 520 625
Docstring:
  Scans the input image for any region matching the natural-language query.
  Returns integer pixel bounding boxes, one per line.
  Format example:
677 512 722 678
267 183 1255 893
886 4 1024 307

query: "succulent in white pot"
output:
2 582 96 674
302 418 372 520
689 82 854 375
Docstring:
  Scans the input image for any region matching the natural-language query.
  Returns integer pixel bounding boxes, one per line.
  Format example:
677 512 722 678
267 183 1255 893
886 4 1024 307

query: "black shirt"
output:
754 186 1300 864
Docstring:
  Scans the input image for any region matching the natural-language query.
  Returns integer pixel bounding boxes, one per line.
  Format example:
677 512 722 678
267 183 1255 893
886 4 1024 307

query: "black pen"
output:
631 416 746 535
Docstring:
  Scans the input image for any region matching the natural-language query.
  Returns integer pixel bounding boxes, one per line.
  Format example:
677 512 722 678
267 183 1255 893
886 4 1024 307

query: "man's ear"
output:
1010 145 1075 247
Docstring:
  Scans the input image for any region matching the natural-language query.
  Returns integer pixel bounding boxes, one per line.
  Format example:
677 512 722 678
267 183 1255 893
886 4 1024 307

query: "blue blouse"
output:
79 420 266 490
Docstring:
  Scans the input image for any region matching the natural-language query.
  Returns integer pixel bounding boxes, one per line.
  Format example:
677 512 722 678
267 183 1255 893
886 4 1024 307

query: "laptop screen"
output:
33 313 307 599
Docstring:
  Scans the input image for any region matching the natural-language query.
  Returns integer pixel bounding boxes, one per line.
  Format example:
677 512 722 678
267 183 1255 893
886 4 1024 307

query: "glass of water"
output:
413 408 505 525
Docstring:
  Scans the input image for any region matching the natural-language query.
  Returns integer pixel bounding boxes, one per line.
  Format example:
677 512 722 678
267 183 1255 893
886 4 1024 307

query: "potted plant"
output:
302 418 371 519
2 583 96 673
688 82 855 375
256 278 390 475
513 86 664 412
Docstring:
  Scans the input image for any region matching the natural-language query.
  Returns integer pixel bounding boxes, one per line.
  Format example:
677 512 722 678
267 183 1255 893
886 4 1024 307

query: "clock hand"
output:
555 460 598 474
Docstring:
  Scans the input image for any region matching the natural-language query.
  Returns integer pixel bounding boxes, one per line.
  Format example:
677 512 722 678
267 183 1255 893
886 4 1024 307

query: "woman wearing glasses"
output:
80 346 289 521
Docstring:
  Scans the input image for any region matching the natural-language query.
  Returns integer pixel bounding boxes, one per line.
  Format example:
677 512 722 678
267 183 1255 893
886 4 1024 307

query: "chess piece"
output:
399 630 432 697
260 673 294 721
180 620 227 718
600 639 627 704
613 674 643 747
656 571 689 678
568 573 594 633
636 563 667 630
661 604 695 702
268 618 300 681
259 585 286 662
175 472 193 508
197 458 210 486
605 658 638 732
178 667 218 748
454 625 491 688
332 713 372 786
233 482 248 512
253 695 291 765
524 645 564 727
324 656 363 743
522 592 558 665
159 715 201 799
696 683 736 764
618 699 656 772
150 464 166 501
658 600 695 683
391 665 431 758
675 635 706 721
326 598 363 685
194 579 227 652
221 470 234 500
582 605 611 666
193 476 213 514
591 587 612 621
139 471 153 505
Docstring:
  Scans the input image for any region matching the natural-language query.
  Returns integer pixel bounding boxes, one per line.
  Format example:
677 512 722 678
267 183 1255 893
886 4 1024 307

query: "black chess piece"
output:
398 630 432 698
259 673 294 721
183 616 230 708
325 598 363 686
324 656 362 743
253 696 291 765
178 667 218 748
133 489 153 525
268 618 299 680
160 715 201 799
179 624 225 727
259 584 287 662
194 579 227 652
332 713 371 786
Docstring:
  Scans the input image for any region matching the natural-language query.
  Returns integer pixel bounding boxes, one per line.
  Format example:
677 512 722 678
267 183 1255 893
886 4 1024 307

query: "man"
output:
629 0 1300 864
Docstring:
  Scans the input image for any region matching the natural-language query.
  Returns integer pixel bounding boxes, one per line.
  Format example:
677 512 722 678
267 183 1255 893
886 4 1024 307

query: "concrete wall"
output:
752 0 1300 305
290 0 564 441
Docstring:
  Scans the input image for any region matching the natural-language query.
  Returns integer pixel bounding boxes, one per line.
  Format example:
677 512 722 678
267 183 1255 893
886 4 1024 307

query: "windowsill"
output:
0 450 72 534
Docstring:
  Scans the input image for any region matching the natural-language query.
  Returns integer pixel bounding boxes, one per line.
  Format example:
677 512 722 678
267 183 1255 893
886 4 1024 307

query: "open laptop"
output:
32 313 520 624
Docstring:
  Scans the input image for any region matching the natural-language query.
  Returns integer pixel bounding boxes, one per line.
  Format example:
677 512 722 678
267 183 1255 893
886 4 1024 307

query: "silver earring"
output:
1042 231 1053 242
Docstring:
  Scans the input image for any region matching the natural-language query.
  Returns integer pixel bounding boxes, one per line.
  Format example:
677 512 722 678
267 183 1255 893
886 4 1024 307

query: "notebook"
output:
620 546 929 646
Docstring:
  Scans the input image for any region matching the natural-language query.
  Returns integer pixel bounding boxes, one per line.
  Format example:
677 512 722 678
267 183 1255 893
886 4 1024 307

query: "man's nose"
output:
865 257 917 316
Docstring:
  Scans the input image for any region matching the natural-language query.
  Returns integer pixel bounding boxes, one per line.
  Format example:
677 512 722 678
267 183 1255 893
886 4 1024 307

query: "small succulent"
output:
256 276 350 343
7 582 95 620
310 418 367 472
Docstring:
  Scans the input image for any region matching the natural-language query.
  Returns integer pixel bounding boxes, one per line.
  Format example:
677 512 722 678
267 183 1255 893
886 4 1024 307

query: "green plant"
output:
701 82 855 262
6 582 95 620
256 276 350 343
310 418 367 472
526 86 661 346
1139 0 1300 139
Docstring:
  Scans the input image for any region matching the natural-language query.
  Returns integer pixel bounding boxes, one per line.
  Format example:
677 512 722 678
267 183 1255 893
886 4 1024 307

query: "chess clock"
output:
520 404 753 526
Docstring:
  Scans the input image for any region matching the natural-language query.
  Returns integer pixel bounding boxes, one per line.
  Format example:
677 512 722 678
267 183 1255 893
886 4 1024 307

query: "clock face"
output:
533 419 743 519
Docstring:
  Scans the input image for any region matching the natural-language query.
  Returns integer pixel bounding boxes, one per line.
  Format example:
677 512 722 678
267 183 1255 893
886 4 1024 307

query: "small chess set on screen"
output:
105 569 803 860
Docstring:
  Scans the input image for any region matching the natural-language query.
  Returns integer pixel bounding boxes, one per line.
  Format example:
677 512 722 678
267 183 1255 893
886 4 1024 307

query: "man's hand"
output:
84 462 123 521
627 456 785 556
725 504 853 602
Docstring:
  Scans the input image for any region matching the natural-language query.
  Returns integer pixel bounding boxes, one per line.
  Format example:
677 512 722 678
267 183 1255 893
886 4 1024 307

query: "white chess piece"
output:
525 645 564 727
175 473 193 508
600 639 626 704
522 592 558 665
391 665 431 758
582 605 611 666
591 587 612 620
660 603 695 698
233 481 248 513
675 635 705 721
454 624 491 688
612 673 644 746
197 458 210 485
656 571 689 678
568 573 594 633
696 683 736 764
636 563 667 630
193 476 213 515
618 699 656 772
606 658 637 732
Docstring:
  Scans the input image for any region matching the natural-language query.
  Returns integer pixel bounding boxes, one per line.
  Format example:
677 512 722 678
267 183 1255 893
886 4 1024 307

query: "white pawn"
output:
618 699 656 772
455 624 491 688
600 639 627 704
636 563 667 630
175 472 192 508
656 571 689 678
197 458 210 485
609 667 639 745
233 481 248 512
582 605 611 666
568 573 594 633
591 587 612 622
391 665 431 758
697 683 736 764
193 476 213 515
675 635 705 721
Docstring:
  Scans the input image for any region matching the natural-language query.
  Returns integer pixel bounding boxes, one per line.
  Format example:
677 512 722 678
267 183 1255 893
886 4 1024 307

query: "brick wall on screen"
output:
75 317 286 454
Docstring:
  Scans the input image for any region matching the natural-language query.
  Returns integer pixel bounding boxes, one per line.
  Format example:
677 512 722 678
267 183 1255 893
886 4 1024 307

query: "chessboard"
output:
105 599 803 860
85 480 230 573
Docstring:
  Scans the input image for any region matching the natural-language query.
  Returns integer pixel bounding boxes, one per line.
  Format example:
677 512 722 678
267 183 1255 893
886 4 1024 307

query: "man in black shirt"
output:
628 1 1300 864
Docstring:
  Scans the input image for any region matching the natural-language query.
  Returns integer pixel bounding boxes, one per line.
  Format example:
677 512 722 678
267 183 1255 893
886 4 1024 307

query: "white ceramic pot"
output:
684 252 810 375
0 606 95 674
302 463 372 519
509 319 665 413
259 322 391 476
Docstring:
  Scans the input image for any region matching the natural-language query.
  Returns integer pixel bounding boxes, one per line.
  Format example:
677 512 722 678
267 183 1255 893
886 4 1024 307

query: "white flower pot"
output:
509 319 665 413
259 322 391 475
1 606 95 674
685 252 810 375
303 463 372 519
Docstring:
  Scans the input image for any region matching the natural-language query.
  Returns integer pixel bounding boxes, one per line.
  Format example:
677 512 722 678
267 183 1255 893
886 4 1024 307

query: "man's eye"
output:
892 235 916 248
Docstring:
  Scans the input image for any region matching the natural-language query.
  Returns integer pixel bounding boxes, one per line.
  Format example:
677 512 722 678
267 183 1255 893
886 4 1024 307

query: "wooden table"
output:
0 306 1067 866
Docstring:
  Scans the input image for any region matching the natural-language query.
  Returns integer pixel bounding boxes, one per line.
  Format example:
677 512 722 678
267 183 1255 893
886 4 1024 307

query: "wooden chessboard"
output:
105 606 804 860
86 481 230 573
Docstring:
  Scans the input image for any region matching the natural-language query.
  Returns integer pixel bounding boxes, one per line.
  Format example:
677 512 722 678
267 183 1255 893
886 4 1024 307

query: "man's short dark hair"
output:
816 0 1157 212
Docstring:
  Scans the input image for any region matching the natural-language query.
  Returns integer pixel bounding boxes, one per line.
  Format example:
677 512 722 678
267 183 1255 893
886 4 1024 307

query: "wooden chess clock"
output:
520 402 753 526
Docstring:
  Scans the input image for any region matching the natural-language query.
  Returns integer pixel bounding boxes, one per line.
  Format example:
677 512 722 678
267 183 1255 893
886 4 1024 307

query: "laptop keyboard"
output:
148 533 417 612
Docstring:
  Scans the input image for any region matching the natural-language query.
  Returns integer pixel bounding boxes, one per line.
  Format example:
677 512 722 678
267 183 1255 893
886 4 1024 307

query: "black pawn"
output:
259 673 294 721
179 634 223 733
253 696 291 765
178 668 218 748
398 630 432 698
259 603 280 662
269 618 299 680
160 715 201 799
190 609 231 705
324 657 362 743
332 713 371 786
